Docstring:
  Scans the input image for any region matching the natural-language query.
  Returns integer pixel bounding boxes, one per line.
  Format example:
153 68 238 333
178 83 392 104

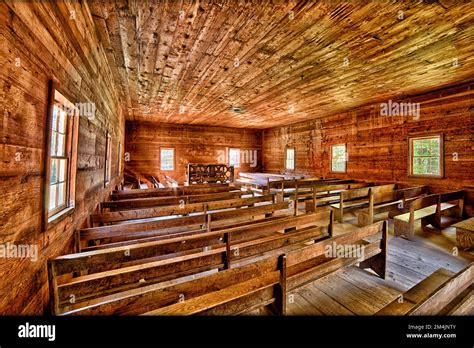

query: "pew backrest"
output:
77 201 290 252
90 195 276 226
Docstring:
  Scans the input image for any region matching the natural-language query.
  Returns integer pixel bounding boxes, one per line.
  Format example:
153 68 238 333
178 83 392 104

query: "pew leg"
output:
333 208 343 223
357 212 370 227
394 219 415 241
359 223 387 279
305 200 315 213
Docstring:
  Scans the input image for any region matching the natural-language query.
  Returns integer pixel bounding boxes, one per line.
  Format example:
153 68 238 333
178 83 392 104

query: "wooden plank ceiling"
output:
88 0 474 129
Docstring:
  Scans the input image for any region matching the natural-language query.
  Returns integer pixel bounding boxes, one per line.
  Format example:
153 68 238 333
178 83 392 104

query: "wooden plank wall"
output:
0 2 124 314
125 121 262 184
263 81 473 194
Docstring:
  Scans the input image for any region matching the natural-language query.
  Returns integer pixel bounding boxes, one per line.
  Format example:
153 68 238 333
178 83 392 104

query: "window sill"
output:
408 174 444 179
47 206 75 226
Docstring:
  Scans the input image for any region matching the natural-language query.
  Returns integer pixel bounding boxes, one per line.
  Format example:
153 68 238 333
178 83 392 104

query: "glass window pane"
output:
286 148 295 170
50 131 57 156
332 145 346 172
57 182 66 207
58 109 66 133
412 136 441 175
49 184 57 211
161 149 174 170
59 134 66 156
430 157 440 175
57 134 66 156
59 159 67 182
52 106 58 131
50 159 58 184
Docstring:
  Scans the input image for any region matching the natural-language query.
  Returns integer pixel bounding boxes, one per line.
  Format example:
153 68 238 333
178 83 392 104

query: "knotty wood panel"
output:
263 82 474 195
125 121 262 184
88 0 474 128
0 1 123 314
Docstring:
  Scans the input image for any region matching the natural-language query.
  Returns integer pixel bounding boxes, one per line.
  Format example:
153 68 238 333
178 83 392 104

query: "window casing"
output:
285 148 295 170
409 135 443 178
229 148 240 168
161 148 175 170
331 144 347 173
44 84 79 226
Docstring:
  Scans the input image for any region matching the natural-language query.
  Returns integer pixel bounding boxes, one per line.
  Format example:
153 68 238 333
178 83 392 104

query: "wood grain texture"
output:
88 0 474 129
0 1 124 314
263 82 474 194
125 121 262 183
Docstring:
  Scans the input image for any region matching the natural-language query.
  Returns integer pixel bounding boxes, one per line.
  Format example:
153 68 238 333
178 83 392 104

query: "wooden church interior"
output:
1 0 473 316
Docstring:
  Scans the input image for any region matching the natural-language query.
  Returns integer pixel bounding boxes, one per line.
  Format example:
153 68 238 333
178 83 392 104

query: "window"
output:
331 144 347 173
104 132 112 185
285 147 295 170
161 148 174 170
44 84 79 225
229 148 240 168
409 135 443 177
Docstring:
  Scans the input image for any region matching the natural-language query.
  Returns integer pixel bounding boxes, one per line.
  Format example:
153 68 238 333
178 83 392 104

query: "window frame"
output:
42 80 79 229
160 147 175 171
117 141 122 176
285 147 295 171
104 131 112 186
408 134 444 178
330 143 347 174
228 148 240 168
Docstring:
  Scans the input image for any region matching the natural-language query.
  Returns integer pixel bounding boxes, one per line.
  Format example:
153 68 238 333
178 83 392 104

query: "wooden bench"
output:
375 263 473 315
111 184 235 201
101 190 250 212
330 184 397 223
304 182 371 212
394 190 465 240
90 194 276 226
269 178 354 199
58 219 385 316
77 201 290 252
357 186 427 227
49 211 333 315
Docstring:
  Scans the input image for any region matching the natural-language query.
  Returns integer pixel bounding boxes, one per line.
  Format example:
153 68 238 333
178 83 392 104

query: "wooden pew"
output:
90 195 275 226
304 182 371 212
394 190 465 240
330 184 397 223
375 263 473 315
58 219 386 316
77 201 291 252
101 190 250 212
111 184 235 201
49 211 333 315
357 186 427 227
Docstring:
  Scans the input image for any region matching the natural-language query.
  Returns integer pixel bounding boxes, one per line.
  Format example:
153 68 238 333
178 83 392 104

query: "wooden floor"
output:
286 209 473 315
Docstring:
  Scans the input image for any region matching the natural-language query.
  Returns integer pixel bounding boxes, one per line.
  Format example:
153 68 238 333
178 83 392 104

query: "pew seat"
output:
376 263 473 315
394 203 456 223
394 190 464 240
